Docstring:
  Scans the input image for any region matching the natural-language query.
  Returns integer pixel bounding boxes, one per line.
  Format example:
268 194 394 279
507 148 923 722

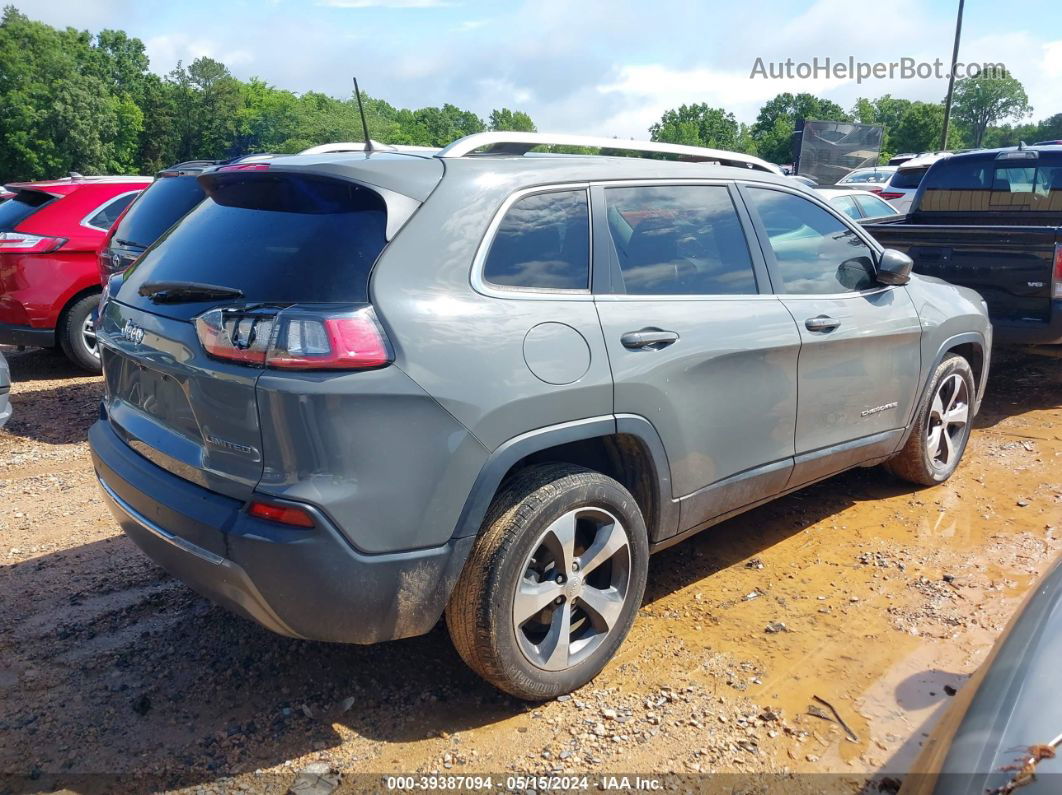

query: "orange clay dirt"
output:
0 344 1059 793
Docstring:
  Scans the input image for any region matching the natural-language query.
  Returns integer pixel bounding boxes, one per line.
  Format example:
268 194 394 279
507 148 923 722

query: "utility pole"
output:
940 0 965 150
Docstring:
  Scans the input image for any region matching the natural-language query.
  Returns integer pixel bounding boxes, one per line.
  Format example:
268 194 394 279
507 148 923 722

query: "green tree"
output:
750 92 850 164
0 7 125 178
649 104 740 150
953 70 1031 147
488 107 536 133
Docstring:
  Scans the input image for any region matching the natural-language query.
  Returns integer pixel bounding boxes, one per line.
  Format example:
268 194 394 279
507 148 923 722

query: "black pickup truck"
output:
864 146 1062 344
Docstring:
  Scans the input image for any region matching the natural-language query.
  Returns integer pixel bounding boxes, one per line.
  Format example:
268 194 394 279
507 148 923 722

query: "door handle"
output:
805 315 841 332
620 329 679 350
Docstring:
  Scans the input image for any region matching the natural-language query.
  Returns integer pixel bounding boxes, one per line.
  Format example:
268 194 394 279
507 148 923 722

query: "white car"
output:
818 189 899 221
879 152 953 213
836 166 897 190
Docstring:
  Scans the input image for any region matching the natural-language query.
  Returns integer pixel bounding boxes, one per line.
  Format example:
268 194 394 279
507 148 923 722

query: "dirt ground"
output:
0 344 1059 794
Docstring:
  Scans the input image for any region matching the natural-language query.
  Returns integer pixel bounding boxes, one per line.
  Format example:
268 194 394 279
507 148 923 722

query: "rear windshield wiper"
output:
139 281 244 304
114 238 147 249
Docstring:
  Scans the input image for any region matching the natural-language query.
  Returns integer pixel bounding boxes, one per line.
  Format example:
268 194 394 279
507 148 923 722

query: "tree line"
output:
0 5 1056 182
652 79 1056 165
0 7 534 180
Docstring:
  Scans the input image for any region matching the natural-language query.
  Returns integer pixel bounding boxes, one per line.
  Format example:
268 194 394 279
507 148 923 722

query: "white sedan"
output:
818 188 899 221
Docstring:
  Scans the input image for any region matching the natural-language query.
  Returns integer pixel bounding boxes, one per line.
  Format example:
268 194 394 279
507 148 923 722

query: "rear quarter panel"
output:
369 165 614 452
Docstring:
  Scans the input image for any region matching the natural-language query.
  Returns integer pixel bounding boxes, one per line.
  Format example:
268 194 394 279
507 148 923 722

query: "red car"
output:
0 175 150 370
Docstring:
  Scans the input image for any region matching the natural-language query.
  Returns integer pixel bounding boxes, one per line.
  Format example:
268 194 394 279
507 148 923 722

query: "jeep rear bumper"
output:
89 418 473 644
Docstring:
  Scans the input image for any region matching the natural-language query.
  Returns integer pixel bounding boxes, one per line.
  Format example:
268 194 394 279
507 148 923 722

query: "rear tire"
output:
58 293 102 373
886 354 974 485
446 464 649 701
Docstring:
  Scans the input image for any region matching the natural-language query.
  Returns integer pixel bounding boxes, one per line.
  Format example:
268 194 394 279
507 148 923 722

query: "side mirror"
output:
876 248 913 285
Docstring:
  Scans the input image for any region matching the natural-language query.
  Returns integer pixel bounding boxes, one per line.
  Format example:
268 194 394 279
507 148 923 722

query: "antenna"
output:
353 77 373 153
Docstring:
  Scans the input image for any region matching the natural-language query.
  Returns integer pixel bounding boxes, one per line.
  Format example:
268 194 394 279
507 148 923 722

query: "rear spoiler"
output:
3 185 64 200
197 166 422 242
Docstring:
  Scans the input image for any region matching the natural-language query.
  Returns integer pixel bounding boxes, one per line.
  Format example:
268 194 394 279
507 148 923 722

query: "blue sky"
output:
19 0 1062 137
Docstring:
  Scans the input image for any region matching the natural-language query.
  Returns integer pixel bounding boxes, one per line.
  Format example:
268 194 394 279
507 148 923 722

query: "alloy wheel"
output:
82 312 100 360
926 373 969 468
512 507 631 672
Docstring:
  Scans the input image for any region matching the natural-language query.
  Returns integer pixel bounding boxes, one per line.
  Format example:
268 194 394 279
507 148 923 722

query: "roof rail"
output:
435 132 783 174
299 141 392 155
298 142 440 155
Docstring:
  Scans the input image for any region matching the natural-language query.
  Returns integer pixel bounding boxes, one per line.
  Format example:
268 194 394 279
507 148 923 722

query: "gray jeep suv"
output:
89 133 991 700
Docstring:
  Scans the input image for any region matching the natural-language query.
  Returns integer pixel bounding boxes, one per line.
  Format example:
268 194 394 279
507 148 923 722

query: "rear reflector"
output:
195 305 392 370
248 501 315 528
0 232 65 254
1053 244 1062 299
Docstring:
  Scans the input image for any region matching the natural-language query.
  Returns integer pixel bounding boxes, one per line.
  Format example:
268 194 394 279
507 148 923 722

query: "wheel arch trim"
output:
898 330 989 451
450 414 678 543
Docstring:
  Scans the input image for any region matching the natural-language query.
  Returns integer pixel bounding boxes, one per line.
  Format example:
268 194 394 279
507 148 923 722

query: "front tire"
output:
886 354 975 485
446 464 649 701
59 293 102 373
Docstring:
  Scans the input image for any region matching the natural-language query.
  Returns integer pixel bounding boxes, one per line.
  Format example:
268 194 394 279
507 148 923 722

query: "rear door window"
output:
604 185 758 296
483 190 590 290
113 176 207 248
118 173 389 316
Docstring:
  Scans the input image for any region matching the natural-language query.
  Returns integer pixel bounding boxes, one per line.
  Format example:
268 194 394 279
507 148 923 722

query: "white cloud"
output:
145 34 254 73
454 19 487 32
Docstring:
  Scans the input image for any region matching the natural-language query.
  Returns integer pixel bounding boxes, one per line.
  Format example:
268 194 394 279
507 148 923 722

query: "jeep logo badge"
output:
121 319 145 345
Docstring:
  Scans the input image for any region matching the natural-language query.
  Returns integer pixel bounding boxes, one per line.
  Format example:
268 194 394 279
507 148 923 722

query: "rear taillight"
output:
1053 243 1062 299
869 187 884 195
0 232 65 254
248 500 315 528
194 305 392 370
879 191 904 200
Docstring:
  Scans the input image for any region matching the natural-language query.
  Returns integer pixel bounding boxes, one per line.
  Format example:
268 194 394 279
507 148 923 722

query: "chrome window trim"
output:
471 183 594 302
79 189 142 232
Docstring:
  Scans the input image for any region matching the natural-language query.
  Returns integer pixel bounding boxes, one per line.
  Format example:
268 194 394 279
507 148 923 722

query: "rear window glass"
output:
918 157 1062 212
113 176 206 248
0 191 54 231
889 167 928 189
483 190 590 290
118 174 387 308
